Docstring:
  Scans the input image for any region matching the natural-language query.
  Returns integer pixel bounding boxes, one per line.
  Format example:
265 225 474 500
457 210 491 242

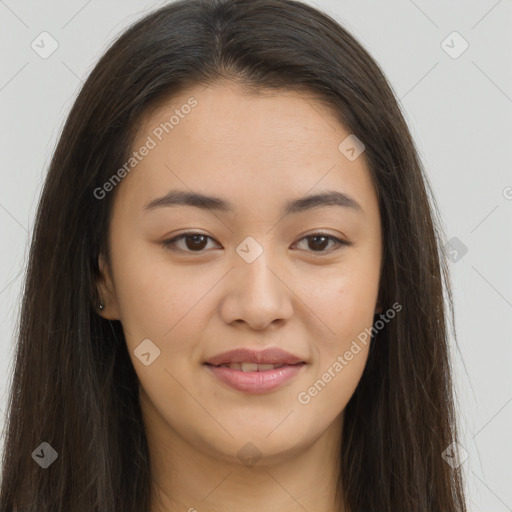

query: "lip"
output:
203 347 307 394
205 363 306 394
204 347 305 366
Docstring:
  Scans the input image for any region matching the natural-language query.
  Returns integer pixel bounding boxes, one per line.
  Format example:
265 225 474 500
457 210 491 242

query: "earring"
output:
98 298 105 311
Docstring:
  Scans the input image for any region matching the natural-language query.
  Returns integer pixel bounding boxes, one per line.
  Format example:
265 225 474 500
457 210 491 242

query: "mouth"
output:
206 361 300 371
203 348 307 394
203 347 306 367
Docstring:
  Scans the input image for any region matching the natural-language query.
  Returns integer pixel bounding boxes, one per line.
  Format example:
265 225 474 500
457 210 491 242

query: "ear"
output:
96 252 121 320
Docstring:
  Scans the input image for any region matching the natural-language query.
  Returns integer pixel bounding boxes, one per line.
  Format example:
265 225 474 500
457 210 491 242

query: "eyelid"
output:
161 230 351 254
291 232 351 254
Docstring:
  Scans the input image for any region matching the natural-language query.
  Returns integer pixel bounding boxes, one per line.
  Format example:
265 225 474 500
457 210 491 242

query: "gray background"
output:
1 0 511 509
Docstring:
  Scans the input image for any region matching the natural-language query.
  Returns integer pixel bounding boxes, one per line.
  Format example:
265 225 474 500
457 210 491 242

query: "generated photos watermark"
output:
297 301 402 405
93 96 198 200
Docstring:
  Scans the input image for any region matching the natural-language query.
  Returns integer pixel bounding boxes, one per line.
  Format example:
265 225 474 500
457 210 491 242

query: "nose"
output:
219 249 294 331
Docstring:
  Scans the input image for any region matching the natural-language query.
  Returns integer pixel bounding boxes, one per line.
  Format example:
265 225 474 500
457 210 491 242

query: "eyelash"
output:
161 231 350 255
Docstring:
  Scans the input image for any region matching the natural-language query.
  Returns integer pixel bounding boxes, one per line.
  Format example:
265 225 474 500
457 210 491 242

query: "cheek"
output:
109 236 207 341
110 249 232 404
294 263 377 420
302 251 380 346
109 248 209 403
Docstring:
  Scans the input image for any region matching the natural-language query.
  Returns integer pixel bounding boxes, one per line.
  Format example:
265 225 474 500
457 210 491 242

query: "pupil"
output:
187 235 207 250
310 235 328 251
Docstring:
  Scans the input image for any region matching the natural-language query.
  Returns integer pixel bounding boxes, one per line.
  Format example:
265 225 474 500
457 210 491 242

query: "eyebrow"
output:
143 189 364 216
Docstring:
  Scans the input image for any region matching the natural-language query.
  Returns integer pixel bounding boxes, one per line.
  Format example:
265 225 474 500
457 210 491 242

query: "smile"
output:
204 362 306 394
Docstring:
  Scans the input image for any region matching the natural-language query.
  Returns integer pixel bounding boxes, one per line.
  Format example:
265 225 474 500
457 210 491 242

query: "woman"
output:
0 0 467 511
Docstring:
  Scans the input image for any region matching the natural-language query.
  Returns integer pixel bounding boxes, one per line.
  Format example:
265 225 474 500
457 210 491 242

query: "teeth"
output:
219 362 285 371
224 362 241 370
258 364 276 371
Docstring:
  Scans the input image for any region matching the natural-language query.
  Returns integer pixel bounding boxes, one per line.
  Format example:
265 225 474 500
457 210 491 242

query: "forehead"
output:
116 81 377 220
139 81 344 150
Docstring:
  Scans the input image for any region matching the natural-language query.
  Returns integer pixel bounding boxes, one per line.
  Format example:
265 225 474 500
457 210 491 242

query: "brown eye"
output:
162 233 219 252
306 235 330 251
162 232 349 255
183 234 208 251
293 233 349 254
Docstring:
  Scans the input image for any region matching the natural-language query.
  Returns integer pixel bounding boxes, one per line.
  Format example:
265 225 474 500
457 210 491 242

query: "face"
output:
97 80 382 466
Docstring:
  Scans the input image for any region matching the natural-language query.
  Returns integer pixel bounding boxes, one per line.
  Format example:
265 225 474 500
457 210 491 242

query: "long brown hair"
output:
0 0 467 510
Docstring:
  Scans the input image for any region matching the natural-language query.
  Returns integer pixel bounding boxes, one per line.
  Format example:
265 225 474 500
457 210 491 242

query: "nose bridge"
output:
236 239 282 297
222 235 294 328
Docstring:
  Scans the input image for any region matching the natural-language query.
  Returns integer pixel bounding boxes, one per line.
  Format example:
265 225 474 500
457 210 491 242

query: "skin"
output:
97 79 382 512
